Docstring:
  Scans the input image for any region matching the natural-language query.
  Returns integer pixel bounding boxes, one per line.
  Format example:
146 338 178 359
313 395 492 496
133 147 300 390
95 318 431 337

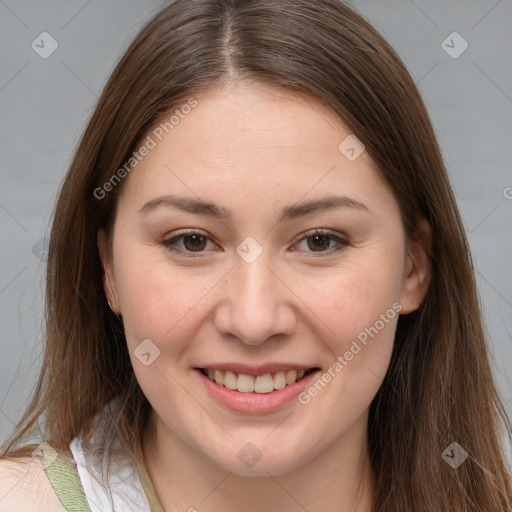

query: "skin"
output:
98 81 431 512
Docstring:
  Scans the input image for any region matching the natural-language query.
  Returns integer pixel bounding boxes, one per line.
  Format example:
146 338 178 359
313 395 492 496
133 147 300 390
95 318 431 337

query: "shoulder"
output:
0 456 68 512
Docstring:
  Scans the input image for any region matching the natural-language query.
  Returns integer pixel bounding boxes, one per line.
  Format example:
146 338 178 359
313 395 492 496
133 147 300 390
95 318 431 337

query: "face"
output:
98 82 430 476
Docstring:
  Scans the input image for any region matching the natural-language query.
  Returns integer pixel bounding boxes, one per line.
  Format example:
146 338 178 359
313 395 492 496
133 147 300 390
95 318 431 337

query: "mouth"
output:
197 367 320 394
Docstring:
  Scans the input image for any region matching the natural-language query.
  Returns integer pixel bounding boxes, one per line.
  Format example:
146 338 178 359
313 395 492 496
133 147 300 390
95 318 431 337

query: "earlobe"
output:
97 229 121 315
399 217 432 314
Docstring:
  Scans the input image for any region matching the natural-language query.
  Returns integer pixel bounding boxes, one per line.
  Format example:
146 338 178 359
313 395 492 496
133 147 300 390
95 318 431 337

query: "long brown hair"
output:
2 1 510 510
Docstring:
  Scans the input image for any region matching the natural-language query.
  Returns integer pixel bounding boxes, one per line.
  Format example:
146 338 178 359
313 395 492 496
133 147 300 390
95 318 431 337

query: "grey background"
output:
1 0 511 447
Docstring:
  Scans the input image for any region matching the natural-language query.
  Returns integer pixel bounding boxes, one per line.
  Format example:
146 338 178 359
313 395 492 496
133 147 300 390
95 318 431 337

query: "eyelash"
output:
160 229 349 258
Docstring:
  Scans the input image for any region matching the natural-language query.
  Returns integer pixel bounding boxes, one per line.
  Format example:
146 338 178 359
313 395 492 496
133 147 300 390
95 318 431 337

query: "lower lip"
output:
195 368 321 414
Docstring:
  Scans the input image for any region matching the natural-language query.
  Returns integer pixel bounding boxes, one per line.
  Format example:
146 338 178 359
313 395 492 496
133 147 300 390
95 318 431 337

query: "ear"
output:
97 229 121 315
399 217 432 314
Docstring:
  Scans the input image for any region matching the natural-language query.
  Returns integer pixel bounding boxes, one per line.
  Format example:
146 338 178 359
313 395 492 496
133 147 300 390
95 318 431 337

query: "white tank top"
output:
46 400 163 511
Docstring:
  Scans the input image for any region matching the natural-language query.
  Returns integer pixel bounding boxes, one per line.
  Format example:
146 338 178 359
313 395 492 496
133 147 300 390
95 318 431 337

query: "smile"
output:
198 367 318 394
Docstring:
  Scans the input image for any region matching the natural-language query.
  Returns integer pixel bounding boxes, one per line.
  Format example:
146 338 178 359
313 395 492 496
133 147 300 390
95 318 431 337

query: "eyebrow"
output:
138 194 370 221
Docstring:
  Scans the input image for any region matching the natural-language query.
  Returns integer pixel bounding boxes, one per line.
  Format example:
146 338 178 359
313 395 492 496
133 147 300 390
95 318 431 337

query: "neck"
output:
142 410 374 512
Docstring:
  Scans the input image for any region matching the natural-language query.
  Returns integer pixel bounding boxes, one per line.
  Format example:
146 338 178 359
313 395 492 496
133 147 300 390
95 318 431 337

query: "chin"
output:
204 440 310 477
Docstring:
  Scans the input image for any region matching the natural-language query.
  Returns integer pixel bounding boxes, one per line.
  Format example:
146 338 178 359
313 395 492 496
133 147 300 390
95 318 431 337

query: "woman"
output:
1 0 510 510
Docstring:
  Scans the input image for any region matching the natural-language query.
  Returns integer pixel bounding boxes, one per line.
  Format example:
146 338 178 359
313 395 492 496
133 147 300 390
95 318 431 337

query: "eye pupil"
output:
307 234 330 251
184 235 206 251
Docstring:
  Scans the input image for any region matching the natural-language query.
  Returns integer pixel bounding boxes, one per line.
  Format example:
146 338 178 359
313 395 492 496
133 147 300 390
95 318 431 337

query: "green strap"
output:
135 459 166 512
31 441 164 512
41 450 92 512
39 444 164 512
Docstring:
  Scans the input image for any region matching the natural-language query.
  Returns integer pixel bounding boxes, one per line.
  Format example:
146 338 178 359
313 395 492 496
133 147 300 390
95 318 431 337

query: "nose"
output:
213 256 297 346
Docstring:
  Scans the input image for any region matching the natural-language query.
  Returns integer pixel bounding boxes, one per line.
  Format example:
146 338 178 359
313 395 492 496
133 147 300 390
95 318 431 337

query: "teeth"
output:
254 374 274 393
202 368 312 393
237 373 255 393
273 371 287 390
286 370 297 385
214 369 224 386
224 371 237 390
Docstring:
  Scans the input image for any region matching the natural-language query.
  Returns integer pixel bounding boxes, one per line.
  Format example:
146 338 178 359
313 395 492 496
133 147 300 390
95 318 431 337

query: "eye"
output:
161 229 349 258
292 229 349 255
161 230 219 256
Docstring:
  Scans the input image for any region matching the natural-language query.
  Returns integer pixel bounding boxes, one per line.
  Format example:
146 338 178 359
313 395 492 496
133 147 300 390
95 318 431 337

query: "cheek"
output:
113 249 223 350
297 252 403 343
293 254 402 407
314 317 396 430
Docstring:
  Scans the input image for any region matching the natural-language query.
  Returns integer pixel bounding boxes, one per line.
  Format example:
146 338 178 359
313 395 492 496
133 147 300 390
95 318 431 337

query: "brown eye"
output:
306 234 333 251
293 230 349 255
161 231 217 256
183 234 207 251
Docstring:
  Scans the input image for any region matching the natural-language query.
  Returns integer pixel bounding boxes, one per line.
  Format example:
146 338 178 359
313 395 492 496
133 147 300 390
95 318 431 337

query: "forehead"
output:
117 83 391 215
151 84 347 162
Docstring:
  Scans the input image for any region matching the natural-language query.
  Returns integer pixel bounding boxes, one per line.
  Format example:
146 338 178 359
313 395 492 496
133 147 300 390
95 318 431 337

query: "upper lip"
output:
196 362 319 377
